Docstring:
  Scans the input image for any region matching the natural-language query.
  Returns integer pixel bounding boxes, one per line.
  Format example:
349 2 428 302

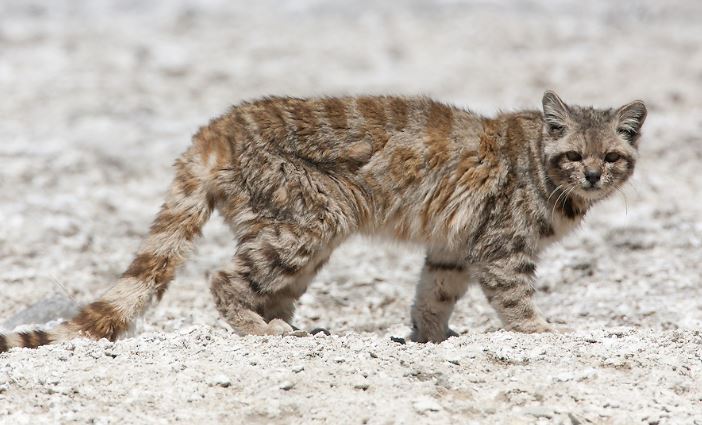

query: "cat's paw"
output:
265 318 294 335
409 327 459 343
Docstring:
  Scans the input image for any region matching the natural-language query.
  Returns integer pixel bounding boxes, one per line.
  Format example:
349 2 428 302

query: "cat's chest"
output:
538 214 582 252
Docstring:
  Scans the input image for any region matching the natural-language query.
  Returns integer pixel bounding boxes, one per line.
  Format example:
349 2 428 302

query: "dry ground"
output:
1 1 701 423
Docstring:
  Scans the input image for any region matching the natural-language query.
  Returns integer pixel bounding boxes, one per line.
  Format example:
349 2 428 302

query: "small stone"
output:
0 384 8 393
413 397 442 413
310 328 331 336
445 354 461 365
352 377 370 390
568 412 585 425
279 381 295 391
46 386 69 395
390 336 406 345
369 352 378 359
292 365 304 373
433 372 451 388
333 357 346 363
288 330 309 338
554 372 574 382
523 406 554 419
208 374 231 388
187 392 204 402
575 368 597 382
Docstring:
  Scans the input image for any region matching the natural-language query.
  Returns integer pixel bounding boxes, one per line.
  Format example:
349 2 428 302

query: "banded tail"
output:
1 138 220 353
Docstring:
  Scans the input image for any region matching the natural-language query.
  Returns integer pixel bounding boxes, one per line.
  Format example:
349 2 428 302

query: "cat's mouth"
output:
576 184 612 201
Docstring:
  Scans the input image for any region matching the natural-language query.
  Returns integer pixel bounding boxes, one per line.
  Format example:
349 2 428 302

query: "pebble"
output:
445 354 462 365
352 377 370 390
390 336 406 345
46 386 69 395
523 406 554 419
292 365 305 373
279 381 295 391
208 374 231 388
187 392 204 402
554 372 574 382
413 397 442 413
602 357 628 368
568 412 586 424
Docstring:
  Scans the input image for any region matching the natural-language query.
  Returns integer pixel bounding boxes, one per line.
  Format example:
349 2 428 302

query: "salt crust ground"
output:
1 0 701 423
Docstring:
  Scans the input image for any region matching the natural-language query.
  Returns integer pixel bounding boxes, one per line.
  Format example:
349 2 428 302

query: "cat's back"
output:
218 95 482 167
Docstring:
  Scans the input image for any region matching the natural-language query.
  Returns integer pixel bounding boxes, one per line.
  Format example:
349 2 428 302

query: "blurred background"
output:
1 0 701 335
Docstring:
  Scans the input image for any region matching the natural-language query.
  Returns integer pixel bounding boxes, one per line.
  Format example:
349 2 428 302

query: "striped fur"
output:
0 92 646 351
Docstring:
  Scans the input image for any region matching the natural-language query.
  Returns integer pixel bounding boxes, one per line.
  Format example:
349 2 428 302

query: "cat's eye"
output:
565 151 582 161
604 152 621 163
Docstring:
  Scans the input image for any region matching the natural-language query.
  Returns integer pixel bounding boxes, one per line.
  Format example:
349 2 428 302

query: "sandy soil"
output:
1 0 701 423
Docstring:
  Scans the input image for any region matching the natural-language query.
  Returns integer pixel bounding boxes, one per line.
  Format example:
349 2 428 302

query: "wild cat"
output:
0 91 647 352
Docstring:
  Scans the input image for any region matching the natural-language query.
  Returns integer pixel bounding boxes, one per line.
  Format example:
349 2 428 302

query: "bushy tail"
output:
1 143 218 353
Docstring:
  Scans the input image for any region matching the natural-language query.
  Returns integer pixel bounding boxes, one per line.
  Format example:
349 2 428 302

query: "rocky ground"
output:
1 0 701 423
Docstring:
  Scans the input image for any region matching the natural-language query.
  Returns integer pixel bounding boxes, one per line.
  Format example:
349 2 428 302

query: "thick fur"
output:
0 92 646 351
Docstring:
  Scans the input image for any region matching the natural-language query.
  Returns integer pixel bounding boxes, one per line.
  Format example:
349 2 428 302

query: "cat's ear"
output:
615 100 647 144
542 90 570 136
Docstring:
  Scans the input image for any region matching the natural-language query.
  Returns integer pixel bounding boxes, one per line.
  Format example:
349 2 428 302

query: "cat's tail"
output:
1 134 225 353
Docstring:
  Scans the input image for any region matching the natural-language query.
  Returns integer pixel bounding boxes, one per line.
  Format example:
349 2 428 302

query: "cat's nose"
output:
585 171 601 185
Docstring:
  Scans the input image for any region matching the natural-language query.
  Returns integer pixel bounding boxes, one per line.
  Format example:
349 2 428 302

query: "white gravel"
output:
1 0 701 424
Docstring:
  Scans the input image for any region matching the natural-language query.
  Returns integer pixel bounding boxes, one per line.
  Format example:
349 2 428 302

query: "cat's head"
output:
541 91 647 202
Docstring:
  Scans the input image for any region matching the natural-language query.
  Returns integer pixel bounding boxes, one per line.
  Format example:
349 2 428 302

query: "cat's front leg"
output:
410 251 471 343
478 257 562 333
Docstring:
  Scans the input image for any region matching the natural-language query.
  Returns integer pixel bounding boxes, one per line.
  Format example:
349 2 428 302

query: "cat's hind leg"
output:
262 255 330 325
210 221 333 336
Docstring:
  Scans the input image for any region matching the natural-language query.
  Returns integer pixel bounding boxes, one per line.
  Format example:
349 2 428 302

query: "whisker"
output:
547 184 564 204
615 186 629 215
567 185 580 210
550 188 564 222
550 184 574 222
562 185 577 212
